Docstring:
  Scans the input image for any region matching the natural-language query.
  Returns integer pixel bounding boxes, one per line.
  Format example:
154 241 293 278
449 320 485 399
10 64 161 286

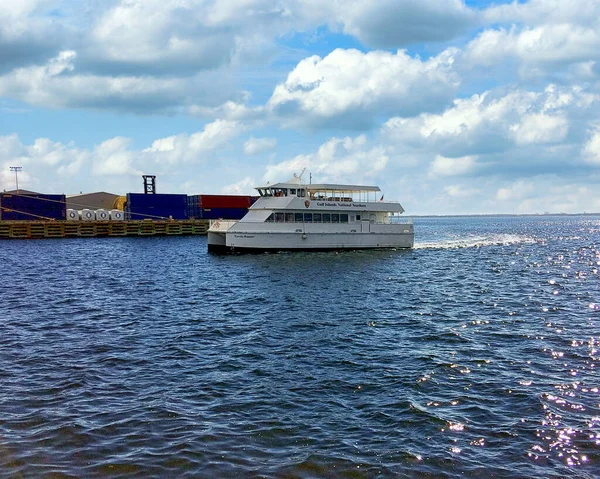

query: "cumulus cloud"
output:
443 185 480 199
464 1 600 83
243 137 276 155
509 113 569 146
264 134 387 184
0 50 235 113
383 85 600 165
429 155 476 177
0 0 69 73
496 180 535 201
582 125 600 165
222 176 256 195
0 122 246 194
268 48 459 129
0 133 89 192
85 0 237 75
484 0 600 27
143 120 243 164
92 137 141 176
338 0 477 48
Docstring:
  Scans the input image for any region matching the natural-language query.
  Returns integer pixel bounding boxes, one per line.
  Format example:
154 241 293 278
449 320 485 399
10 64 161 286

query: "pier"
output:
0 220 209 240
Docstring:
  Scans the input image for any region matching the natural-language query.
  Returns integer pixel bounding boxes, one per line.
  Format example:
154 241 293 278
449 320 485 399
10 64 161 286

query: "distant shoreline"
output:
412 212 600 218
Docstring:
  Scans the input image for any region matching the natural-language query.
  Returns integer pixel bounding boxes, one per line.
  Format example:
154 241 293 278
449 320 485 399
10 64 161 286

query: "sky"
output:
0 0 599 215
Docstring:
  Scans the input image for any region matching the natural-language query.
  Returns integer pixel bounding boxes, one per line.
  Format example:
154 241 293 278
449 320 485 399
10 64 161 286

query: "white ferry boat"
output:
207 176 414 253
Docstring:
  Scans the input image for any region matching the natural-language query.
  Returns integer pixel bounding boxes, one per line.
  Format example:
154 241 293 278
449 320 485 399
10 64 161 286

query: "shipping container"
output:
200 207 249 220
198 195 254 209
126 193 188 220
0 193 66 221
126 208 189 220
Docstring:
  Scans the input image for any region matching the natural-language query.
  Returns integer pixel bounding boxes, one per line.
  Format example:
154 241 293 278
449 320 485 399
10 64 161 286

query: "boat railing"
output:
388 215 413 225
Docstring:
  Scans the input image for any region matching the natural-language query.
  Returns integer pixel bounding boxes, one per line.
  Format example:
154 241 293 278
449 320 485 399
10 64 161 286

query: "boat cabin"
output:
256 183 382 202
257 187 307 198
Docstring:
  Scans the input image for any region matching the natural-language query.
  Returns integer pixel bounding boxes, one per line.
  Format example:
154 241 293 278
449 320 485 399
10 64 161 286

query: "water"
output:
0 215 599 478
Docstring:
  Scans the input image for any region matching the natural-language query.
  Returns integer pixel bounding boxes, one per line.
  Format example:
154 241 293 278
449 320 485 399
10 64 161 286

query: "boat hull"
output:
208 230 414 254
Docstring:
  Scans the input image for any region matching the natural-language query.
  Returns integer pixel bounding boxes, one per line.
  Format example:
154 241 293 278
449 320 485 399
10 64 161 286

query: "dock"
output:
0 220 209 240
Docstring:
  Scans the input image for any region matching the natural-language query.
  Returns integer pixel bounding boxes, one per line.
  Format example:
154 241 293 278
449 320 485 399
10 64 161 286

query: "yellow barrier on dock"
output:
0 220 209 239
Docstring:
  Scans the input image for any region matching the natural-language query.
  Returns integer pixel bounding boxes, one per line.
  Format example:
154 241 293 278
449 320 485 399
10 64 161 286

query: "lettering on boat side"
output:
233 234 255 239
315 202 367 208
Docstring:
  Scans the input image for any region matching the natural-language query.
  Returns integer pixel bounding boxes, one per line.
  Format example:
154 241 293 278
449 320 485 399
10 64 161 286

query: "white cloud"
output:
338 0 476 48
0 0 68 72
264 134 387 184
222 176 256 195
268 48 459 129
0 133 90 192
0 49 239 113
463 4 600 82
443 185 480 198
429 155 476 177
496 180 535 201
383 86 600 163
582 125 600 165
0 123 246 194
243 137 276 155
484 0 600 27
509 113 569 146
143 120 243 164
92 137 140 176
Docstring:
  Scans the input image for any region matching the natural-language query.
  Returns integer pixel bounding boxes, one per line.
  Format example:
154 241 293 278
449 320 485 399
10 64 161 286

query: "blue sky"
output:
1 0 599 214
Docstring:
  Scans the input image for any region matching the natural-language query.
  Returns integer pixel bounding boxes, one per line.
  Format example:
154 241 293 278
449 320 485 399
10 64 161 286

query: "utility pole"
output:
10 166 22 193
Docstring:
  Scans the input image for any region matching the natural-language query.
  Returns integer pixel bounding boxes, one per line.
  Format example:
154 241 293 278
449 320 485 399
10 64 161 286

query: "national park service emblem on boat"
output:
304 200 310 208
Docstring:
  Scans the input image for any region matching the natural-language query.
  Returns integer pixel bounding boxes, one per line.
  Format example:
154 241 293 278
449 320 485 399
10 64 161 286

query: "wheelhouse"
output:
257 187 307 198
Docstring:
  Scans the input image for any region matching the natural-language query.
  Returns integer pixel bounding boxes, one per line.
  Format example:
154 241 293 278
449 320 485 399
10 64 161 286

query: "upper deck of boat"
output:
258 182 380 193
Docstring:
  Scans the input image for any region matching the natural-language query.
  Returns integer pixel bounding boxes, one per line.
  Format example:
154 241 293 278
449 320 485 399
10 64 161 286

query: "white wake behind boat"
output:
207 176 414 253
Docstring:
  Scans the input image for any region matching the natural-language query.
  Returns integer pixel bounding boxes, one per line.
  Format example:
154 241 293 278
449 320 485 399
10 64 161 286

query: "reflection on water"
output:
0 215 598 478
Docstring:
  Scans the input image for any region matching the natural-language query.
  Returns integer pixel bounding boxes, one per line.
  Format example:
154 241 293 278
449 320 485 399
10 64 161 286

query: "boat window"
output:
290 188 296 195
266 213 274 222
274 188 286 197
298 189 306 197
295 213 303 222
313 213 322 223
285 213 294 222
322 213 331 223
275 212 285 222
331 213 339 223
340 214 348 223
356 214 361 221
304 213 313 223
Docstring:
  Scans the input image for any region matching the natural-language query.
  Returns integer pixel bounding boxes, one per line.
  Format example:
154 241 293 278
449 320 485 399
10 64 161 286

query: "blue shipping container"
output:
127 193 187 207
126 193 188 220
126 208 188 220
0 193 66 221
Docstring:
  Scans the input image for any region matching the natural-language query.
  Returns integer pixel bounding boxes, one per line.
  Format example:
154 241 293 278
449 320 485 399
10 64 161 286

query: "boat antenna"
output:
294 168 306 181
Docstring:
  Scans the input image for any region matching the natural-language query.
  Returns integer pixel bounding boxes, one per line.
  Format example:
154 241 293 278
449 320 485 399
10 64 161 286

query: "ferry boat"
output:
207 175 414 253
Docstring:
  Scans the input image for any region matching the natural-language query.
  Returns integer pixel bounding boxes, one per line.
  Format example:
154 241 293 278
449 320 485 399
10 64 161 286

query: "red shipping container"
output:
199 195 252 209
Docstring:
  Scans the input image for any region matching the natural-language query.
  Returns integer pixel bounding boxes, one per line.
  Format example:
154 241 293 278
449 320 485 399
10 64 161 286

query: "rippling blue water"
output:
1 215 599 478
